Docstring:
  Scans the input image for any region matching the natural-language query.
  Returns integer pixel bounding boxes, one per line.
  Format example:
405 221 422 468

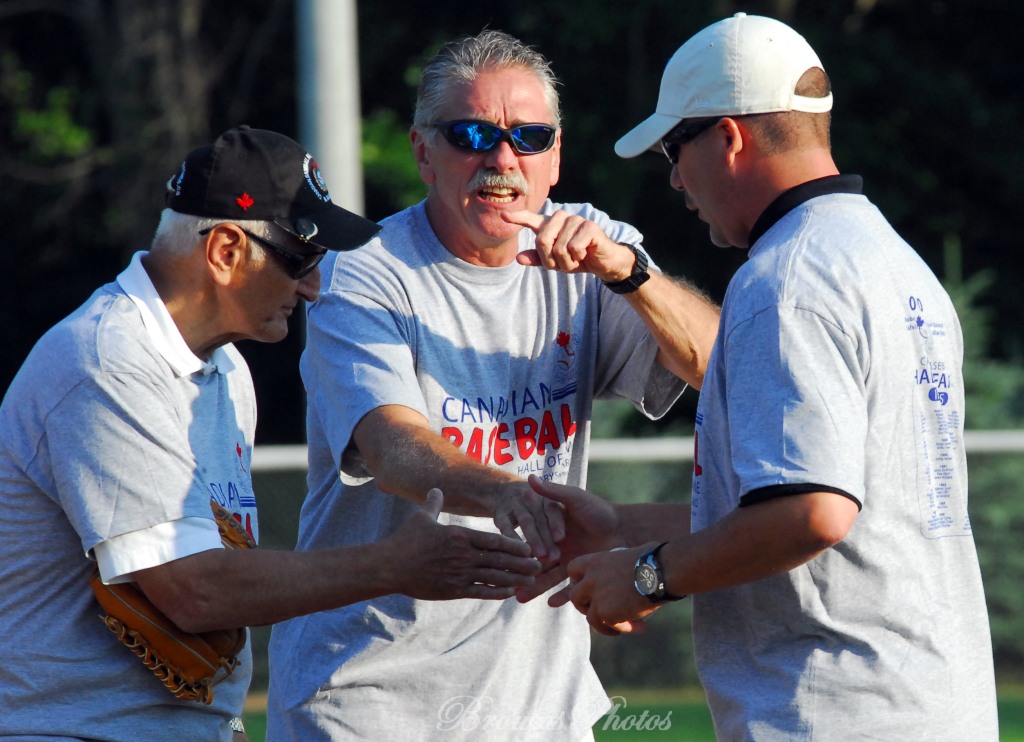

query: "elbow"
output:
659 344 709 390
682 329 717 391
805 524 848 554
803 493 859 553
134 555 233 634
688 354 708 391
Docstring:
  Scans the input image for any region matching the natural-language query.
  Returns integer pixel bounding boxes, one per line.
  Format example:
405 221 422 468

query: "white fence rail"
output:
251 430 1024 471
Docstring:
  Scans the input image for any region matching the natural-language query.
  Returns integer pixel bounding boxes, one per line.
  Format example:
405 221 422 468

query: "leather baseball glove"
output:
89 500 257 704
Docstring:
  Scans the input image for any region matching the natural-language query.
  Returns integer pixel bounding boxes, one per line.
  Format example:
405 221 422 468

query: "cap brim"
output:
278 206 381 252
614 112 683 159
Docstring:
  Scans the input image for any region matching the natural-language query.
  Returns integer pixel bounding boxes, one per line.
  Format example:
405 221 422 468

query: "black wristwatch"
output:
634 542 686 603
602 244 651 294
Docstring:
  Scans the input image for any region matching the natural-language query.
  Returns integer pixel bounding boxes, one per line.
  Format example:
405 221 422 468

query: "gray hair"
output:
151 209 273 256
412 30 561 144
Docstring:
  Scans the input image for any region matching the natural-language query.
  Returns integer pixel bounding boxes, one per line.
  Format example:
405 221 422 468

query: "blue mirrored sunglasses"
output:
433 120 557 155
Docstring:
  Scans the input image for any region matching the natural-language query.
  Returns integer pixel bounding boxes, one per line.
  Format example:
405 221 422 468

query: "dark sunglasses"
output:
433 119 557 155
660 118 721 165
198 225 327 280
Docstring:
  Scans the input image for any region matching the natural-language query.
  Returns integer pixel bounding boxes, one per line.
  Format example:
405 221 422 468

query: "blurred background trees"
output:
4 0 1024 683
5 0 1024 438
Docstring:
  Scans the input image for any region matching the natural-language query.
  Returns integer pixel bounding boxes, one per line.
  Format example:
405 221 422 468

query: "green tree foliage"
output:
0 0 304 437
361 108 423 211
5 0 1024 429
939 237 1024 679
971 449 1024 680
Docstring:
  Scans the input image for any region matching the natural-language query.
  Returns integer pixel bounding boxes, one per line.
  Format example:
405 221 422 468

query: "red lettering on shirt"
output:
515 417 539 459
493 423 513 465
440 403 579 469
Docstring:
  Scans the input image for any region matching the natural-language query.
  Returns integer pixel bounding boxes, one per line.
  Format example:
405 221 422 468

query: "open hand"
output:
390 489 541 600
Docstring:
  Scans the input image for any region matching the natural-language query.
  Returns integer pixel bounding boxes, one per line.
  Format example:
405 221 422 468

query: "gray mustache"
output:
466 171 530 196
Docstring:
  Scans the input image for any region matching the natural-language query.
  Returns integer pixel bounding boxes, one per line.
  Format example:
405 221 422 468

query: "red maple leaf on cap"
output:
236 193 254 210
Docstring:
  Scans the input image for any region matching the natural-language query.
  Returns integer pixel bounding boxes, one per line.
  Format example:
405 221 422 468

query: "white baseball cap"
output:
615 13 833 158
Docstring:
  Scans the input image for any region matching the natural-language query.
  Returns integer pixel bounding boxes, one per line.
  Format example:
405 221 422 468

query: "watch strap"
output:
602 244 651 294
636 542 687 603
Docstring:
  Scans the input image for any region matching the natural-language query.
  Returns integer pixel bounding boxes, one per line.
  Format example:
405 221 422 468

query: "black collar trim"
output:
748 174 864 247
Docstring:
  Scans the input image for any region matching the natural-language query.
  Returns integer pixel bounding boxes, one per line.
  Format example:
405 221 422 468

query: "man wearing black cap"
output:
0 126 541 742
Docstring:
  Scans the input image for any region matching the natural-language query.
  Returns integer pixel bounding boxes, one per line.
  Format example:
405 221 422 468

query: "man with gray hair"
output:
521 13 998 740
266 29 718 742
0 126 542 741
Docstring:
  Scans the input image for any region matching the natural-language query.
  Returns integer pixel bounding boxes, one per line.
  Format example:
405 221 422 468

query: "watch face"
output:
635 563 660 595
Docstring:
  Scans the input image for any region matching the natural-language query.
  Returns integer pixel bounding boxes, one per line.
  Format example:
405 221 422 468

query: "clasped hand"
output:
388 488 541 600
492 480 566 562
511 476 660 635
553 544 664 636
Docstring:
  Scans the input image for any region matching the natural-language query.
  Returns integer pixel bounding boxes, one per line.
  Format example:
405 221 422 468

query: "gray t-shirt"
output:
691 190 998 740
0 253 255 741
267 200 686 741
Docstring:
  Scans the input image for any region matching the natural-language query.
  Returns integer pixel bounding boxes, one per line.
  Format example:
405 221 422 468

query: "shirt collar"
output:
116 251 235 377
748 174 864 247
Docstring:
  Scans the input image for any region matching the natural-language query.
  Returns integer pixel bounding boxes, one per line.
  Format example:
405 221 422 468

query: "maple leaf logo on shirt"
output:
554 330 577 382
235 441 247 474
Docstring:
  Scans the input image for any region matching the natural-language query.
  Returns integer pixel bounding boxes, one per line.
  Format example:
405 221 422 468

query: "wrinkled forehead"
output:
441 67 558 125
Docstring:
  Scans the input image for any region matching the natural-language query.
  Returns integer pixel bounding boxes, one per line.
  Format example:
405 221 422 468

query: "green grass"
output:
1001 694 1024 741
241 688 1024 741
593 688 714 740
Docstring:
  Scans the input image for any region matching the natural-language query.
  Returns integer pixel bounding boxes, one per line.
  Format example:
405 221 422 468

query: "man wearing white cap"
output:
522 13 999 740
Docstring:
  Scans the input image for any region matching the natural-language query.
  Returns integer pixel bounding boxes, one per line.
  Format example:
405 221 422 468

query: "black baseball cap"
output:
165 125 381 251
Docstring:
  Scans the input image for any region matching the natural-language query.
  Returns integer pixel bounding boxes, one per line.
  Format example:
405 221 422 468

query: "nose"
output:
669 164 684 192
298 266 321 302
484 140 519 171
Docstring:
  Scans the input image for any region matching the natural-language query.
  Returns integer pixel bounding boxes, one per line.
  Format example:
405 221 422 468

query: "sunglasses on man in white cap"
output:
615 13 833 160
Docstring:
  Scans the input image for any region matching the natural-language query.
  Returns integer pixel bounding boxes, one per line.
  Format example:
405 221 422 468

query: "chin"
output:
475 218 521 244
709 229 734 249
255 323 290 345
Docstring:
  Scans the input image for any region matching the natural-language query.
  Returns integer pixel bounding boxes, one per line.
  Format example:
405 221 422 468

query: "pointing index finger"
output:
501 209 544 230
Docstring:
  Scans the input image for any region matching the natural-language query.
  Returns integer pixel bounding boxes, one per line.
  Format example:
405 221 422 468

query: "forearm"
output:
136 498 543 630
616 501 691 546
503 213 718 389
659 491 858 597
623 272 720 389
355 406 519 516
136 543 399 632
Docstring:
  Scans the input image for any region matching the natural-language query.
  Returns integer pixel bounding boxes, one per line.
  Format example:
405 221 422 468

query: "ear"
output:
719 117 746 166
202 223 248 286
411 128 436 186
548 130 562 188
